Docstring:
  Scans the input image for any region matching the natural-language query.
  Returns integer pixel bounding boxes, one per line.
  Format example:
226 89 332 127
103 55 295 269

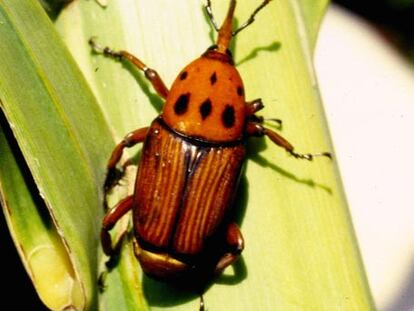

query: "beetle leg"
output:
105 127 149 192
199 294 205 311
246 98 264 115
246 122 332 160
246 99 282 129
101 195 134 256
89 38 169 99
215 223 244 274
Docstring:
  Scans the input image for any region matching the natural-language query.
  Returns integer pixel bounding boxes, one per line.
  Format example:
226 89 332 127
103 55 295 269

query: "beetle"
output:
92 0 330 296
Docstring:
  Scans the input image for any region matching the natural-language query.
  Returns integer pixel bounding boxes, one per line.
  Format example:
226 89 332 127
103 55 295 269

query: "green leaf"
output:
37 0 70 19
296 0 330 50
0 116 83 310
0 0 113 309
54 0 374 310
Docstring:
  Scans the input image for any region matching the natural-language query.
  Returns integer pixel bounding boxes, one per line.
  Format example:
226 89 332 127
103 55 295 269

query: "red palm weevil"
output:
90 0 331 307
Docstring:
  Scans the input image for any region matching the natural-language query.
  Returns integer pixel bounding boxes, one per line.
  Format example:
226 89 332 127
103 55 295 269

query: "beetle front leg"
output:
105 127 149 192
101 195 134 256
246 99 282 129
89 38 169 99
246 98 264 115
247 122 331 160
215 223 244 274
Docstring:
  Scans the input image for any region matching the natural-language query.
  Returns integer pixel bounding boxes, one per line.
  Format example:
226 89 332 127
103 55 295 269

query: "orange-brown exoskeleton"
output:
92 0 330 301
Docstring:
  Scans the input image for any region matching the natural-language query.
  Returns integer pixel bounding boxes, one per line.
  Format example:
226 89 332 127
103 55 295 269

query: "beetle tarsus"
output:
103 167 125 212
104 167 125 193
289 150 332 161
88 37 123 60
97 271 107 293
101 228 115 256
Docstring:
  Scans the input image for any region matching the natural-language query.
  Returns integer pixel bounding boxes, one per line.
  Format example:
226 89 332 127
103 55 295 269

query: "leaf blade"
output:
0 0 114 309
296 0 330 51
0 118 83 310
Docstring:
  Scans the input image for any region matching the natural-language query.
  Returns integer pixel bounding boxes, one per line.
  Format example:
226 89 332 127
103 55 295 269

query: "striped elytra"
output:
133 118 245 262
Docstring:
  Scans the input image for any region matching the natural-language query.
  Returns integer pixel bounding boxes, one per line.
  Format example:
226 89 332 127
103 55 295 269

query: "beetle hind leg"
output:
215 223 244 275
101 195 134 256
246 99 282 129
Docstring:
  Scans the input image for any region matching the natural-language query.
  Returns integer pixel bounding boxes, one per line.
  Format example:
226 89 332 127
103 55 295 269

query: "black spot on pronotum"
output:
179 71 188 80
237 86 244 96
222 105 235 128
210 72 217 85
174 93 190 115
199 99 212 120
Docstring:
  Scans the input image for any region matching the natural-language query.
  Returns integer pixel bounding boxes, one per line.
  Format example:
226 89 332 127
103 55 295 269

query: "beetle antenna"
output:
233 0 272 36
206 0 272 52
205 0 219 32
